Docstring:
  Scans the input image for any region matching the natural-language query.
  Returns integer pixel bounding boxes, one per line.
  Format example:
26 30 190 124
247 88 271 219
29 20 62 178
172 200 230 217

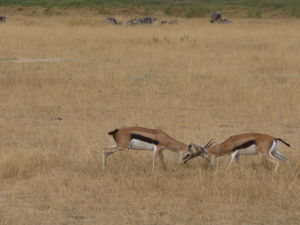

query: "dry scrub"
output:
0 15 300 225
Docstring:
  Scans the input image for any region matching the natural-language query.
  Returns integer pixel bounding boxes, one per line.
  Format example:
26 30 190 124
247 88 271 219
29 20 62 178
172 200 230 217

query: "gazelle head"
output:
182 139 216 164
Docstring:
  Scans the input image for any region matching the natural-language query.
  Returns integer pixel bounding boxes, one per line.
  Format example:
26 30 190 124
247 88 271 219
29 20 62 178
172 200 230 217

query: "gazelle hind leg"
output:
272 150 291 168
262 152 279 173
261 141 280 173
235 152 240 164
271 141 291 168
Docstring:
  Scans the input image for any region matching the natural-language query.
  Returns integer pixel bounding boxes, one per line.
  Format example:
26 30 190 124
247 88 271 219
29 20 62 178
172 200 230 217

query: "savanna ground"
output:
0 11 300 225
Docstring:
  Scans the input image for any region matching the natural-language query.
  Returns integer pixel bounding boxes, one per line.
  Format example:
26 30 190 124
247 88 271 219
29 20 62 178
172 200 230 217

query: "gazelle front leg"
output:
158 151 167 170
208 154 217 168
102 146 124 169
178 151 184 163
227 151 240 170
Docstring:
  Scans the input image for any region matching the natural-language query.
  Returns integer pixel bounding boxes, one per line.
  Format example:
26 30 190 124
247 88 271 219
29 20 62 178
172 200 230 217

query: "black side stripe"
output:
108 129 118 136
233 140 256 151
131 133 159 145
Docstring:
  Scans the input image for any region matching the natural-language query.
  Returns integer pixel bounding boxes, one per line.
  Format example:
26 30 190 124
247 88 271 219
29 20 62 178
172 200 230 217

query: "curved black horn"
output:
206 141 216 149
203 139 215 149
197 145 208 153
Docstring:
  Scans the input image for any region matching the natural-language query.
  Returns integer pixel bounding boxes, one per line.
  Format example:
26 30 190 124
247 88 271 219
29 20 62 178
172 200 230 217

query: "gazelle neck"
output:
207 144 220 154
167 138 187 152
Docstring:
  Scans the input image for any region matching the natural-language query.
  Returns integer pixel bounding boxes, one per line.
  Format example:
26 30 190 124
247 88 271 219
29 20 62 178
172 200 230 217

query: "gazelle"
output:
102 127 196 170
182 133 291 172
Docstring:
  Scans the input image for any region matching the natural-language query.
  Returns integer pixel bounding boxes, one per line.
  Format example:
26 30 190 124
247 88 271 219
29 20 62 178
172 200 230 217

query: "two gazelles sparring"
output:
103 127 291 172
102 127 215 170
183 133 291 172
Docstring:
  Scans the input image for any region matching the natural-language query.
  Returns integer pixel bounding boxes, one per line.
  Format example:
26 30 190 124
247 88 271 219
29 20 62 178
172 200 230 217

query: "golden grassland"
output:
0 13 300 225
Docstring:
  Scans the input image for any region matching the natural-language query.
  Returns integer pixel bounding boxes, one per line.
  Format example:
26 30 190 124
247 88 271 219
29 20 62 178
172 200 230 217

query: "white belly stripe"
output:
130 139 155 150
237 144 258 155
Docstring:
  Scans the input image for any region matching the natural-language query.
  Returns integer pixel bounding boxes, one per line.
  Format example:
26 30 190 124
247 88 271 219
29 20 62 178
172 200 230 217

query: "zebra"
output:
104 17 118 25
127 17 142 25
219 18 231 24
0 16 6 23
140 17 157 24
210 12 231 24
127 17 157 25
210 11 222 23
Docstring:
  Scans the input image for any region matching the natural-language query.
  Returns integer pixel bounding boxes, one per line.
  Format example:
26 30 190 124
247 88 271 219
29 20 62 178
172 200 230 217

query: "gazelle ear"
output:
190 143 201 152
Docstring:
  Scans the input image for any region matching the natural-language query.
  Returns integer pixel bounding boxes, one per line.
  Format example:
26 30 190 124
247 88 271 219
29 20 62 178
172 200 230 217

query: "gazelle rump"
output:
183 133 291 172
102 127 194 170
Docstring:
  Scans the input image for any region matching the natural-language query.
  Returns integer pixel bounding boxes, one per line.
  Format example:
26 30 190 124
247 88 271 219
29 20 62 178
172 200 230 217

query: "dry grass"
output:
0 14 300 225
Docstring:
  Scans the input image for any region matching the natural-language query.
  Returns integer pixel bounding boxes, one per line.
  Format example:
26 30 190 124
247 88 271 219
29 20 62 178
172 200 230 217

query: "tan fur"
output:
208 133 274 156
187 133 290 172
103 127 190 170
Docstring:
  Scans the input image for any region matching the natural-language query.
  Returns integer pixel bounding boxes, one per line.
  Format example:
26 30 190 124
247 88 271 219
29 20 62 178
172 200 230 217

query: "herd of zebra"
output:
0 12 231 25
104 16 178 25
104 12 231 26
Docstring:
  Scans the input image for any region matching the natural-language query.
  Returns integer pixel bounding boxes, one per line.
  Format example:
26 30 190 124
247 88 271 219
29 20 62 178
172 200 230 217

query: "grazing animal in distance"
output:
141 17 157 24
102 127 195 170
219 18 231 24
0 16 6 23
104 17 118 25
126 17 157 25
161 19 178 25
182 133 291 172
210 11 222 23
210 12 231 24
126 17 142 25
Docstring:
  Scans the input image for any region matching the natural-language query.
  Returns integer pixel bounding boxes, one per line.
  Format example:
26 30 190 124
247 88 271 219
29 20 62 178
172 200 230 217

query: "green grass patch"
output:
248 9 262 18
0 0 300 18
185 7 208 18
